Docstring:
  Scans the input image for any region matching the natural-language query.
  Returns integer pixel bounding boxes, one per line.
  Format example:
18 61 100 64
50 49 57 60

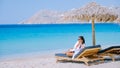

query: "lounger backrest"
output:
98 46 120 54
75 45 101 59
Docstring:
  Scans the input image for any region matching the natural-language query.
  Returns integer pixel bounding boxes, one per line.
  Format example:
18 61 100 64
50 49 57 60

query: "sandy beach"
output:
0 53 120 68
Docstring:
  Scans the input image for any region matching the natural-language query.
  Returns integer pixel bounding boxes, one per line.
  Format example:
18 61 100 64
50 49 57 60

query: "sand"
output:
0 53 120 68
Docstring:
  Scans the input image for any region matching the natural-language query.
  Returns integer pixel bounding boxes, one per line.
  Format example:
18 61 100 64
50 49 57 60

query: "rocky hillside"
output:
21 2 120 24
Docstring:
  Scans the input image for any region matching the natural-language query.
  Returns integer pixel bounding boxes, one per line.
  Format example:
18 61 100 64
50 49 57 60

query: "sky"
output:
0 0 120 24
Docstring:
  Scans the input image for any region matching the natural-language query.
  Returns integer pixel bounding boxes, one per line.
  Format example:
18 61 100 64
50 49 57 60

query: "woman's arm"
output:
69 41 79 51
73 41 79 49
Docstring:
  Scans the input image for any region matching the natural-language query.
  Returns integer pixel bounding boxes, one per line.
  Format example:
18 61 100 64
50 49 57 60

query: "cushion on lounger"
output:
55 53 68 57
98 46 120 53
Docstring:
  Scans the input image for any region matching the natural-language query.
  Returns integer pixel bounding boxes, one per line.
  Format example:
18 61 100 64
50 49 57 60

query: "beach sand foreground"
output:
0 53 120 68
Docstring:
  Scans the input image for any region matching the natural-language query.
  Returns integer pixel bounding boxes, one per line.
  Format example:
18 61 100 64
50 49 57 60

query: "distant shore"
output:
20 21 120 24
0 22 119 25
21 2 120 24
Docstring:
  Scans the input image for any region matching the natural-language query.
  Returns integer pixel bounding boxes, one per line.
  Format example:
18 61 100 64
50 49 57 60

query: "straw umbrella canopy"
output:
61 2 118 46
63 2 118 46
79 2 118 46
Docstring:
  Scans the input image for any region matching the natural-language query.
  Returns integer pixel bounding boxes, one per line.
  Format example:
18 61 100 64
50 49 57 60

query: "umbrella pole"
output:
92 17 96 46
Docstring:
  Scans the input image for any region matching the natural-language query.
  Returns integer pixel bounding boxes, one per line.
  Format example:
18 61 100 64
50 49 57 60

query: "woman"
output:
66 36 85 59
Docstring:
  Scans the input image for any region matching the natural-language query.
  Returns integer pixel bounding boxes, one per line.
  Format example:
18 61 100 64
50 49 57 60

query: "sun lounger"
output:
98 46 120 61
55 45 104 66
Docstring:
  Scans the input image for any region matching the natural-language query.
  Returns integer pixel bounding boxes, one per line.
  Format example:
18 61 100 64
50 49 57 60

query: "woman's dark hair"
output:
79 36 85 44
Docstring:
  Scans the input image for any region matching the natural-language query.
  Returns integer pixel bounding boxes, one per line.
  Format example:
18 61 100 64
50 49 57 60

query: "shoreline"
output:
0 44 119 61
0 22 119 25
0 49 66 61
0 51 120 68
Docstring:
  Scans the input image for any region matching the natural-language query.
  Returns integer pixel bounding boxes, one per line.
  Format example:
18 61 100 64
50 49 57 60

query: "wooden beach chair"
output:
55 45 104 66
98 46 120 61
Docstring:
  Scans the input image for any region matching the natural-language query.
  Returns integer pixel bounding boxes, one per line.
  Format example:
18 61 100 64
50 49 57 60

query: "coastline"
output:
0 44 119 60
0 44 119 61
0 49 66 61
0 23 119 26
20 22 120 25
0 50 120 68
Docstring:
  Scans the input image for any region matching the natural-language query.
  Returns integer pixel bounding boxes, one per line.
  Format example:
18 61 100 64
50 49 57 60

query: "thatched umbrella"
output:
62 2 118 46
71 2 118 46
90 12 118 46
79 2 118 46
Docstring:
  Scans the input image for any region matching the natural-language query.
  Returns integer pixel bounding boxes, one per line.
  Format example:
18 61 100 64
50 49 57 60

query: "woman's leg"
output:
72 50 79 59
66 51 74 57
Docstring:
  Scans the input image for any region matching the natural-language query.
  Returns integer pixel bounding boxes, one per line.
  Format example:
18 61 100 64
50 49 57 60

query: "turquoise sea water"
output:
0 23 120 57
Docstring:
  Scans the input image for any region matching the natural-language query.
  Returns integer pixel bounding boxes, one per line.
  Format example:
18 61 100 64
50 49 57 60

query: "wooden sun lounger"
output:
98 46 120 61
55 45 104 66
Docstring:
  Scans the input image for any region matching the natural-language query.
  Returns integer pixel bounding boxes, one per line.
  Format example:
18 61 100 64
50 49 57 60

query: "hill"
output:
21 2 120 24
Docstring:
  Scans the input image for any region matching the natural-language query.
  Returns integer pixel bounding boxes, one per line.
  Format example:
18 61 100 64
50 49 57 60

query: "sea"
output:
0 23 120 58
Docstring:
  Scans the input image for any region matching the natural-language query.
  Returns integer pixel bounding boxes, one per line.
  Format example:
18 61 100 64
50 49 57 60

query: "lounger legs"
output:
100 59 104 63
56 60 59 63
84 61 89 66
109 54 115 61
55 56 105 66
99 53 115 62
81 57 89 66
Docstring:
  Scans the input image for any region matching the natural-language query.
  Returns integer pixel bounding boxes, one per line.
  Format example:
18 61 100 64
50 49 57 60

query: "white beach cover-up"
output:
71 41 85 59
